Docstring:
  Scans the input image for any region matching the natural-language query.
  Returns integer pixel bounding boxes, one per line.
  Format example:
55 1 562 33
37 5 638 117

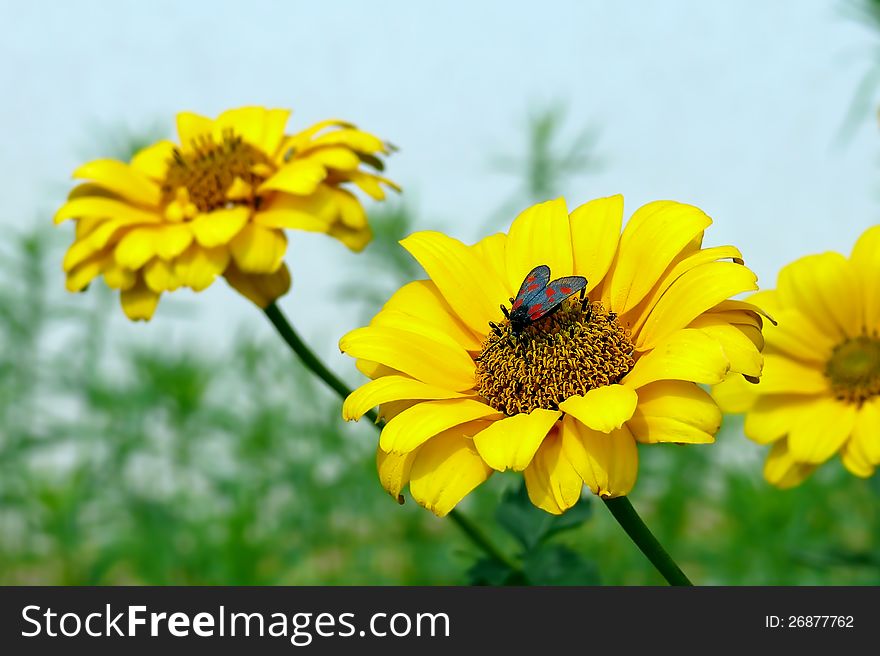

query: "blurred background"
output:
1 0 880 584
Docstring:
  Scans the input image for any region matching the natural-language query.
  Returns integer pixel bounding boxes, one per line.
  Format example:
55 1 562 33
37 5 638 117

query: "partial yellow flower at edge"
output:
340 195 764 516
713 224 880 486
55 105 398 320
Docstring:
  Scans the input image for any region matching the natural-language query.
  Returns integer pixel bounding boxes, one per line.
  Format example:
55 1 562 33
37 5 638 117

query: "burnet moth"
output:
479 265 588 359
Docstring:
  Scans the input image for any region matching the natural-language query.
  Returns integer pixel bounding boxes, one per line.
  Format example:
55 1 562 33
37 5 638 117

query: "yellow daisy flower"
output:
714 225 880 486
54 106 398 320
339 196 764 516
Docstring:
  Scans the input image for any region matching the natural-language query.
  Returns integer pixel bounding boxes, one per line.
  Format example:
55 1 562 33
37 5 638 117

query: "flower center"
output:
162 130 274 214
825 335 880 405
475 299 635 416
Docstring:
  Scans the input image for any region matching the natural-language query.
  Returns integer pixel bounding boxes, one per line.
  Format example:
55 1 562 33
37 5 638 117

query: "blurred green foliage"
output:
1 103 878 586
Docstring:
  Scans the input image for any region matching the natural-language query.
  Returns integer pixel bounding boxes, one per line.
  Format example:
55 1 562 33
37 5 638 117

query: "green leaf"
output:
495 480 592 551
522 545 600 586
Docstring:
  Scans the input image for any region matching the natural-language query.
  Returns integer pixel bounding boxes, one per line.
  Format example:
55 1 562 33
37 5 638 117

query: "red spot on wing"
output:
560 286 572 294
527 284 540 292
528 304 543 319
512 298 522 309
545 288 556 297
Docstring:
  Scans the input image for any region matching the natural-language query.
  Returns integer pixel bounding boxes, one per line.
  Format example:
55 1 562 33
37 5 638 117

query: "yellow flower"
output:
54 106 398 320
339 196 764 516
714 226 880 486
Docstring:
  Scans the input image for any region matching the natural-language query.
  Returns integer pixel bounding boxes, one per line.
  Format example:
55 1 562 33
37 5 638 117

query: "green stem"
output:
263 302 515 570
603 496 692 586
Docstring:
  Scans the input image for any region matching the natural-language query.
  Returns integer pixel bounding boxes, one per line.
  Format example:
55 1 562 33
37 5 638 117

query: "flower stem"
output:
263 301 516 571
603 496 692 586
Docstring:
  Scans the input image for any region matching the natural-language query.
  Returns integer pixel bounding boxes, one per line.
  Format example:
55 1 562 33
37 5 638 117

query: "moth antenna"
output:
500 305 511 319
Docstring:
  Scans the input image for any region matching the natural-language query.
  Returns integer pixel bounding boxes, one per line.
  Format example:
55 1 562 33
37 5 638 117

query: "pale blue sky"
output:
2 0 879 368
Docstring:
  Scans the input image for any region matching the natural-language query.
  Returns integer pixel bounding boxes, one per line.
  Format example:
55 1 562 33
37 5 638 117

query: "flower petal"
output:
569 194 623 293
229 223 287 274
505 198 573 292
604 201 711 314
155 223 194 260
377 446 419 501
622 329 729 389
689 321 763 378
120 276 160 321
777 252 861 341
223 261 291 308
635 262 758 350
627 381 720 444
841 435 874 478
259 160 327 195
373 280 483 352
130 140 175 181
787 397 857 464
143 258 180 292
524 430 583 515
761 308 836 365
848 396 880 464
743 394 823 444
343 375 470 421
850 225 880 332
339 325 476 391
400 231 510 335
408 428 494 516
114 227 158 269
379 399 501 454
54 197 161 225
73 159 161 207
757 354 828 395
472 408 560 471
174 244 230 291
558 384 638 433
711 374 759 413
471 232 510 297
176 111 213 146
191 206 250 248
560 416 638 498
764 438 817 489
212 106 280 152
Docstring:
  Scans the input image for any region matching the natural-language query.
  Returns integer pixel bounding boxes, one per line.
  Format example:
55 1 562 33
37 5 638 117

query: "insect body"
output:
480 265 588 359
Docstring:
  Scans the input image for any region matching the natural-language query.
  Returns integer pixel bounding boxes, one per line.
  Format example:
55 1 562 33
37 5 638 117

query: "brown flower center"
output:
475 299 635 416
825 335 880 405
162 130 274 213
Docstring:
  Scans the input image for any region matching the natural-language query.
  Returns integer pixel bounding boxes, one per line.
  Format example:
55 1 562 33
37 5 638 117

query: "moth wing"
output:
523 276 588 320
512 265 551 309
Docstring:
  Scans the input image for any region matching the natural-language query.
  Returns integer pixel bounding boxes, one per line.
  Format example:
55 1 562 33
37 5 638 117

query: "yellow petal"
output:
229 223 287 274
757 354 828 395
155 223 194 260
505 198 573 293
302 146 363 171
54 197 161 225
379 399 501 454
103 262 136 290
408 428 494 516
841 437 875 478
376 446 419 500
400 231 510 335
176 111 213 147
302 127 386 154
258 108 292 155
851 397 880 464
212 106 280 153
343 375 470 421
327 221 372 252
760 307 835 365
223 262 291 308
373 280 483 352
635 262 758 350
777 252 861 341
787 397 857 464
73 159 161 207
690 321 763 378
524 430 583 515
130 140 175 181
120 276 160 321
340 325 476 391
850 225 880 332
605 201 712 314
622 329 729 389
627 381 720 444
143 258 180 292
743 394 822 444
558 384 638 433
114 227 158 269
191 206 250 248
472 408 560 471
711 374 759 413
560 416 638 498
345 170 398 200
569 194 623 293
764 438 817 488
66 254 106 292
259 160 327 195
471 232 510 297
174 244 230 291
